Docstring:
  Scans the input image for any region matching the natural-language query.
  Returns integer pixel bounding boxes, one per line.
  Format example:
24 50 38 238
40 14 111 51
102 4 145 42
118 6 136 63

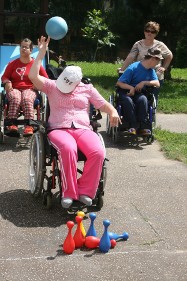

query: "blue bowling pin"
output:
86 213 97 237
99 219 111 253
108 231 129 241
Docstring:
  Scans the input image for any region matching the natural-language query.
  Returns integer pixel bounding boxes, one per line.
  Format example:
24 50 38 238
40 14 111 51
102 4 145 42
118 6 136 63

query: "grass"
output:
158 79 187 113
154 128 187 165
51 60 187 164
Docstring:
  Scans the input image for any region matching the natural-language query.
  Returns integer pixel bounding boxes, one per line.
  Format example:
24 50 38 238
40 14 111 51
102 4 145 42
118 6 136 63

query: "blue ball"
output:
45 16 68 40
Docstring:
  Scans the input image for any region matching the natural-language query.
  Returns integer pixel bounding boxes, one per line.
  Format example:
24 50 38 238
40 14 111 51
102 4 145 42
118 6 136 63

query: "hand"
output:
37 36 50 57
157 66 166 73
109 111 122 127
135 82 144 92
126 87 135 96
5 82 13 93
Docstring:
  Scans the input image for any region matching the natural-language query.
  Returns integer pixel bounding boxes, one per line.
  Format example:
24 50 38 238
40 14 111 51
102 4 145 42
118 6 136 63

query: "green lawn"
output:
51 60 187 164
154 128 187 164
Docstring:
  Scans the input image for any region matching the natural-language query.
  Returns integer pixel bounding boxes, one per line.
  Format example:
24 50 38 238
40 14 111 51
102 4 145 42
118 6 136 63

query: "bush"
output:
175 38 187 68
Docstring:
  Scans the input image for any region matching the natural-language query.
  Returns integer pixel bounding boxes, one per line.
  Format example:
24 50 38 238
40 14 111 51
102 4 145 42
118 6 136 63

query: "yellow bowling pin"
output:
77 211 86 237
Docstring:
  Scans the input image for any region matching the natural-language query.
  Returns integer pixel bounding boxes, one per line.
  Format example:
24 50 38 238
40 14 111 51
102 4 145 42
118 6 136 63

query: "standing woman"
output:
1 38 48 136
118 21 173 104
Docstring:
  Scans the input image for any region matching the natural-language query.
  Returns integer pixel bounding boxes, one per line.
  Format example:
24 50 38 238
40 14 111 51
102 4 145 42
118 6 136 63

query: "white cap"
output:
56 66 83 93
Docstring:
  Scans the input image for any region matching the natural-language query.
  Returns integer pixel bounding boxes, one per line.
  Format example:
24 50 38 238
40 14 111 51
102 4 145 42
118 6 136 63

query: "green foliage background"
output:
2 0 187 67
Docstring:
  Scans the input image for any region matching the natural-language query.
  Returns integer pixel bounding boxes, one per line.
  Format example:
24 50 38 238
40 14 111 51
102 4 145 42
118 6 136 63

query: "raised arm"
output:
29 36 50 91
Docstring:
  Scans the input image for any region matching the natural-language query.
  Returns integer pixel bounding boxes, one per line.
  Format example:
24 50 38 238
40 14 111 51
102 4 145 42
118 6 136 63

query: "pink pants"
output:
48 128 105 200
6 89 37 119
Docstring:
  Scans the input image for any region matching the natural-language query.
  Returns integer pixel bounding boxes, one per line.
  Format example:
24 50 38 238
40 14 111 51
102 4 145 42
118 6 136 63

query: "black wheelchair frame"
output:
106 86 156 144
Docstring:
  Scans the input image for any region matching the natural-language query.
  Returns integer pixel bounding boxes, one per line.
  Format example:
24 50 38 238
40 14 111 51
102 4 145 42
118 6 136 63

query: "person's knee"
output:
139 95 147 102
7 92 21 103
59 142 77 156
120 97 134 109
95 147 105 160
136 95 148 108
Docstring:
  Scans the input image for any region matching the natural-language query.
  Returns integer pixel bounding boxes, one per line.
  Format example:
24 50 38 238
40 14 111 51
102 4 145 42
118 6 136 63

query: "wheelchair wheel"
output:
106 114 111 136
29 131 46 197
96 193 104 210
0 131 4 144
145 134 154 144
0 93 5 143
41 92 49 122
112 126 119 143
42 190 53 209
152 110 156 129
101 158 107 189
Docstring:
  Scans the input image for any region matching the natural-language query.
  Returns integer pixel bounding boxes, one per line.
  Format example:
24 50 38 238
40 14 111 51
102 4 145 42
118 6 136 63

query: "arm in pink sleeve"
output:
89 84 106 109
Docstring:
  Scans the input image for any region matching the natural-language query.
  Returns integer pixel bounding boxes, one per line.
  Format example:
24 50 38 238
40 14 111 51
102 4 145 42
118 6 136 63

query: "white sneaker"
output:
79 195 92 206
61 197 73 208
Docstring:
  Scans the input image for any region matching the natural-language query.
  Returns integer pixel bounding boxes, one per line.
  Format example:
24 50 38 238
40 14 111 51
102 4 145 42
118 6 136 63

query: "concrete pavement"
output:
156 113 187 133
0 113 187 281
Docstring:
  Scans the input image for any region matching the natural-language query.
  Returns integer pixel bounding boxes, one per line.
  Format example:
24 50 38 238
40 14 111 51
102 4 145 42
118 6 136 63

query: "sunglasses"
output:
145 29 157 34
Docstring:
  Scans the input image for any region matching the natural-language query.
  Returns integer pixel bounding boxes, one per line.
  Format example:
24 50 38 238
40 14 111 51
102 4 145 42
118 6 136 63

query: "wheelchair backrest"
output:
0 44 49 92
46 64 64 80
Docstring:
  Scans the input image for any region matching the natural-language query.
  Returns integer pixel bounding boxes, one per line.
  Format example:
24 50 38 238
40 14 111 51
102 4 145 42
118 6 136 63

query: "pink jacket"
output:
42 78 106 130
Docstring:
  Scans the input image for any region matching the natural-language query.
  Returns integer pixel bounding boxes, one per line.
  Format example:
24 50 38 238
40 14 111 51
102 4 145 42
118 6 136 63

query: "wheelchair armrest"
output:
81 77 91 84
116 87 130 95
142 86 156 95
94 110 102 121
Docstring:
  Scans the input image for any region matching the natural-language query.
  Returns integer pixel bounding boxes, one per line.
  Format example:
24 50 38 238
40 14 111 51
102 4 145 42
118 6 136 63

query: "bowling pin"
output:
77 211 86 237
73 216 85 248
108 231 129 241
63 221 75 254
86 213 97 237
110 239 117 248
99 219 111 253
84 236 100 249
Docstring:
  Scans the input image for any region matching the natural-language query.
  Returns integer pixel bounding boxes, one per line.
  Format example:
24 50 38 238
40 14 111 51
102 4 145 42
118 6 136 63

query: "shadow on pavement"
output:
0 135 31 152
0 189 79 228
99 130 151 150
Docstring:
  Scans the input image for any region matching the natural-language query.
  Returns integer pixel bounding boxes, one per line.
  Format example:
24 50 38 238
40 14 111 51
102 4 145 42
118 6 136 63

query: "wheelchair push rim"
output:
29 131 45 197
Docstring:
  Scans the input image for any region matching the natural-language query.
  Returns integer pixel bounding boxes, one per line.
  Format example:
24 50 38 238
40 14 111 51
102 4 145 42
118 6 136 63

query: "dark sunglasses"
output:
145 29 157 34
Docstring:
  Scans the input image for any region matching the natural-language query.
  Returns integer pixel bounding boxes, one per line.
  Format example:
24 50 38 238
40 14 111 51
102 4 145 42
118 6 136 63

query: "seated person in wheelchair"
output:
1 38 48 136
29 36 120 209
116 48 162 136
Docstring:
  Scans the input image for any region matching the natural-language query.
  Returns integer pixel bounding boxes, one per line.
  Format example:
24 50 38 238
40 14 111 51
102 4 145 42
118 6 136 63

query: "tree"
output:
82 9 117 61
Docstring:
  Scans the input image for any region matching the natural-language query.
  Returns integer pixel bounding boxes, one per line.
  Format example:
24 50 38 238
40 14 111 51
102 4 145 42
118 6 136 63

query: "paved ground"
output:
0 114 187 281
156 113 187 133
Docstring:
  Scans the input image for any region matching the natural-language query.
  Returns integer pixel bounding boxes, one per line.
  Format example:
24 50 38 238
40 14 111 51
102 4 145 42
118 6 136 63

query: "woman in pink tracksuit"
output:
29 36 120 209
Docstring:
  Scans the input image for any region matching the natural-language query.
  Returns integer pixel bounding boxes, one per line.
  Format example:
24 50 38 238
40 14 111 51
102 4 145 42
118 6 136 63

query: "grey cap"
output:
147 48 164 60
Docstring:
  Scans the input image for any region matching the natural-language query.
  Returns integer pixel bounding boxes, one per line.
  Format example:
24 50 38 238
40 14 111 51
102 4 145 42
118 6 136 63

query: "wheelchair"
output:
106 86 156 144
0 89 48 143
0 44 49 143
29 78 108 212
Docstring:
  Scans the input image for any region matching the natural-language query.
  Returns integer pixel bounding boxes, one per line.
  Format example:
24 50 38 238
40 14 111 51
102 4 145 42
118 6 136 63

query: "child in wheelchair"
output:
116 48 162 136
28 36 120 209
1 38 48 137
